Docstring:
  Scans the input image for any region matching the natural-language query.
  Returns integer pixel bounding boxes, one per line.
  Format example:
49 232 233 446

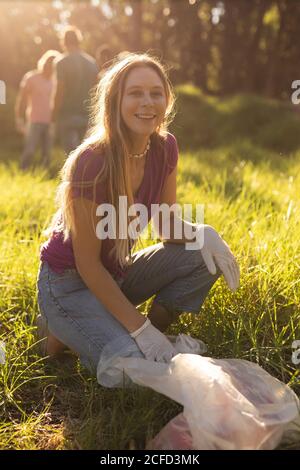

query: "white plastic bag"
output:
97 334 300 450
146 413 193 450
97 334 206 388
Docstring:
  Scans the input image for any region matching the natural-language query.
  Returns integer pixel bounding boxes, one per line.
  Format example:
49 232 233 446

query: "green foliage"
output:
173 85 300 154
1 0 300 98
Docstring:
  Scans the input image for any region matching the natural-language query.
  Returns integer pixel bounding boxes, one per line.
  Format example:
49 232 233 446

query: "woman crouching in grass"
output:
36 53 240 376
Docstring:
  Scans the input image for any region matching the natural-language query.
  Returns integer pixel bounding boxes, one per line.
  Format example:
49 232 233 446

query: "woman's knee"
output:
37 284 143 374
165 242 221 276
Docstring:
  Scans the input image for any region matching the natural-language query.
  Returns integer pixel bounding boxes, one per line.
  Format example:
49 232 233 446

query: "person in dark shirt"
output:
95 44 114 79
52 26 99 154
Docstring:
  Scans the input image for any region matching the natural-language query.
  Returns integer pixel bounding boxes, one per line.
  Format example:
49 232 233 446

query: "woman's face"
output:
121 66 167 141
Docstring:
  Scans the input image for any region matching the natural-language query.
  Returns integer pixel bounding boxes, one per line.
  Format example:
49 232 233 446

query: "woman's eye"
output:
129 91 163 97
130 91 142 96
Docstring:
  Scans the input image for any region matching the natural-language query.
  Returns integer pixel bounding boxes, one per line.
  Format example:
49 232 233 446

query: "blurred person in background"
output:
15 50 60 170
95 44 114 78
52 26 99 155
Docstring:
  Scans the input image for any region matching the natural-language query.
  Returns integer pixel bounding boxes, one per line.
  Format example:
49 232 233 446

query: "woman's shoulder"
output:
158 132 179 173
76 145 105 166
73 145 106 183
71 145 108 203
154 131 178 148
20 70 38 87
152 131 178 157
165 132 178 147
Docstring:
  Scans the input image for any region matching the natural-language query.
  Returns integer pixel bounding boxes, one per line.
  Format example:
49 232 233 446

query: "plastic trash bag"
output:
97 334 207 388
146 413 193 450
145 355 300 450
146 411 300 450
97 334 300 450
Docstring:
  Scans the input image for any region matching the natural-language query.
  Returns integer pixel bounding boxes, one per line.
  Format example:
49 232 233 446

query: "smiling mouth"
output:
135 114 156 120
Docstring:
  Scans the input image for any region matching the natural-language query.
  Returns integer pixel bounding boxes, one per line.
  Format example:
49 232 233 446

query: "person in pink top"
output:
36 53 240 377
15 50 60 170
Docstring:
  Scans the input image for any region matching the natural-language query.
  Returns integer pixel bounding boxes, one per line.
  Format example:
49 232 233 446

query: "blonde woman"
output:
15 50 60 170
37 53 239 375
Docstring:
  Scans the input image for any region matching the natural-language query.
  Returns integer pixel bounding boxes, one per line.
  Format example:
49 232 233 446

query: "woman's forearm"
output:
155 212 198 245
75 259 146 333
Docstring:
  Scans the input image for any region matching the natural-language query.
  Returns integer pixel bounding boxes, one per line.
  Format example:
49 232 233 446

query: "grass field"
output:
0 88 300 449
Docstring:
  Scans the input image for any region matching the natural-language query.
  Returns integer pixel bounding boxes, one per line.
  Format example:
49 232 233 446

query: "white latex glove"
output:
130 318 176 363
198 224 240 291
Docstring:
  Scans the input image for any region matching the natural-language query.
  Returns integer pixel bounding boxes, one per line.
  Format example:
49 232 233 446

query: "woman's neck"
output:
128 136 149 155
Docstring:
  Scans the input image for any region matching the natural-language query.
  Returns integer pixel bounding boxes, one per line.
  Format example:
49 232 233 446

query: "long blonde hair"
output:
46 52 176 269
37 50 60 73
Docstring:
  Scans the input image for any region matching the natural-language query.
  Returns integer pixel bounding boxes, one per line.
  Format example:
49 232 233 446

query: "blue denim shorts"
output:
36 242 221 374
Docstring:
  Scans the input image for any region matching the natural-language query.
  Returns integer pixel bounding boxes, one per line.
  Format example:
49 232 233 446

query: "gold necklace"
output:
129 139 150 159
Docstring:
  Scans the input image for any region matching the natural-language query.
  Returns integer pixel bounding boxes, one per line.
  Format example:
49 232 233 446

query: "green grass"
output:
0 88 300 449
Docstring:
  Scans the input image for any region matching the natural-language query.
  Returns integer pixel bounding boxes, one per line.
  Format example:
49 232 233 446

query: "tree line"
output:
0 0 299 99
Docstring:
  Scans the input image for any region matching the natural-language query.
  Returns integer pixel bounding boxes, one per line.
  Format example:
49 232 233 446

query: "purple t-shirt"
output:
40 132 179 278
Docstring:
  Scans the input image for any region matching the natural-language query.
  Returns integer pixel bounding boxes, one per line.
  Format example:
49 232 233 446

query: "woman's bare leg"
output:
147 301 174 332
46 333 67 357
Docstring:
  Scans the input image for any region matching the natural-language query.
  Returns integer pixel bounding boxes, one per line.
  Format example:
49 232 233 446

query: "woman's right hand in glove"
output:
130 318 176 363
